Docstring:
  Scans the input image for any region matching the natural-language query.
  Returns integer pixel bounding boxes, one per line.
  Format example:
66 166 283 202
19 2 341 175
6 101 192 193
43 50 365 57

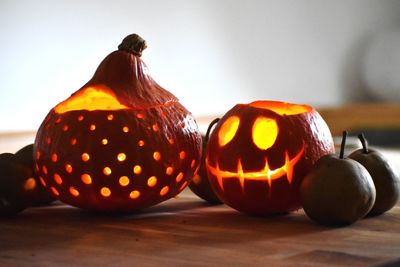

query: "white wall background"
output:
1 0 399 132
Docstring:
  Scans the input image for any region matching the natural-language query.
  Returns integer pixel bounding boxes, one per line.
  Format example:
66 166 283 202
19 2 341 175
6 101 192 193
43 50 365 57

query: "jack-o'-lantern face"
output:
210 114 304 189
206 101 334 215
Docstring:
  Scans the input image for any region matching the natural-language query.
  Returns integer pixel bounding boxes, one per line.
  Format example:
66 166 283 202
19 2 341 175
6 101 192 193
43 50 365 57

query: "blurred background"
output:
1 0 400 135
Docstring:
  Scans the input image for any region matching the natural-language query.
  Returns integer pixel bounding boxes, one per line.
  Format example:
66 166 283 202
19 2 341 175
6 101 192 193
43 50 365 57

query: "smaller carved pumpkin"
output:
206 101 335 215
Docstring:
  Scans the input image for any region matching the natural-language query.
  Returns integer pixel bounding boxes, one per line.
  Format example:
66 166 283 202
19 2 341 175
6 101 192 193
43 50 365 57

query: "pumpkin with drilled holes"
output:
206 101 334 215
34 34 202 213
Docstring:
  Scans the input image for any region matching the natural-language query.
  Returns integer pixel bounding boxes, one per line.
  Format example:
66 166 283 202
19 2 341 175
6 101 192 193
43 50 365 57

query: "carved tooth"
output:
215 161 224 191
285 151 292 184
237 159 245 191
264 159 273 190
206 146 305 192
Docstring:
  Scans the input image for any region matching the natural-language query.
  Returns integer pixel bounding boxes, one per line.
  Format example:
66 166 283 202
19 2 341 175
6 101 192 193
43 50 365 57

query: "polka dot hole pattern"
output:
37 111 199 207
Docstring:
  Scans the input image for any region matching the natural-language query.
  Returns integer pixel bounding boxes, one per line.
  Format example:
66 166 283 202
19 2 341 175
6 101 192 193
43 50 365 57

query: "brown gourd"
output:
349 134 400 216
300 131 376 225
0 153 31 216
15 144 56 206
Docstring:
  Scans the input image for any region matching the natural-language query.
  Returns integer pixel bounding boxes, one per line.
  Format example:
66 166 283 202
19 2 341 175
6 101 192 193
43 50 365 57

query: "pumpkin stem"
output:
339 130 347 159
205 118 221 143
118 34 147 57
358 133 369 153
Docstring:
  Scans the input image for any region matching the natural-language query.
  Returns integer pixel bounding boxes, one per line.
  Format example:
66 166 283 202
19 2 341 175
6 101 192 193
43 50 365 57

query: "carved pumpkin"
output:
206 101 334 215
34 34 202 213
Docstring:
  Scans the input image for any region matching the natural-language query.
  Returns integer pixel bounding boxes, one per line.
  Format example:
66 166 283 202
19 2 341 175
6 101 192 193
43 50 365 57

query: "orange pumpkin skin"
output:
34 34 202 213
206 101 334 215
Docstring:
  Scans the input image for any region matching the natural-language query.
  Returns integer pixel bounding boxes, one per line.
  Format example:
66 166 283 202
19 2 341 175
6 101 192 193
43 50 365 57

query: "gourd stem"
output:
339 130 347 159
358 133 368 153
205 118 221 143
118 34 147 57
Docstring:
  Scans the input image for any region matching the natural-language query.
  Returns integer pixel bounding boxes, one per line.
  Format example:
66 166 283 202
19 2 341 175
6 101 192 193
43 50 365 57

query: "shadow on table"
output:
0 196 334 247
1 195 397 266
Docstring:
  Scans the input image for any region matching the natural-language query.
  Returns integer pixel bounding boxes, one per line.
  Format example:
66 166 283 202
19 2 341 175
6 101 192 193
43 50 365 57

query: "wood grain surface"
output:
1 125 400 267
0 191 399 267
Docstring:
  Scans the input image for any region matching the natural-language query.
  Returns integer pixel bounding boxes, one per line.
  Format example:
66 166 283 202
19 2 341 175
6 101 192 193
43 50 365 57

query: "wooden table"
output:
1 132 400 267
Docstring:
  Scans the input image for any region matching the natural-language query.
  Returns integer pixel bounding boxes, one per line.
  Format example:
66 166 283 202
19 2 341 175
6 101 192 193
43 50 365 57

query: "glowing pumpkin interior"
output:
249 101 311 115
54 86 128 114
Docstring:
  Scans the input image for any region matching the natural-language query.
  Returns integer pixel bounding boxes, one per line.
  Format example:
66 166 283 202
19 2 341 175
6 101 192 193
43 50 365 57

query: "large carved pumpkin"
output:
206 101 334 215
34 34 202 213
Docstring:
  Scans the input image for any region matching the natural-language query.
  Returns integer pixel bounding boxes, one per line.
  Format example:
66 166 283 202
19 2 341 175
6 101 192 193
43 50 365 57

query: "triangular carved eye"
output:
252 117 278 150
218 116 240 147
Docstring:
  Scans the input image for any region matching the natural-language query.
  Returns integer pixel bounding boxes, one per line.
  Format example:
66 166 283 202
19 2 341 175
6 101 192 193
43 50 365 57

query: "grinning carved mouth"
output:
206 147 304 191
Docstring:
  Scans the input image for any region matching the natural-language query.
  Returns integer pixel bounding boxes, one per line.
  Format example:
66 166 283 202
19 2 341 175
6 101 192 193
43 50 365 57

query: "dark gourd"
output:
300 131 376 225
0 153 31 216
15 144 55 206
349 134 400 216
